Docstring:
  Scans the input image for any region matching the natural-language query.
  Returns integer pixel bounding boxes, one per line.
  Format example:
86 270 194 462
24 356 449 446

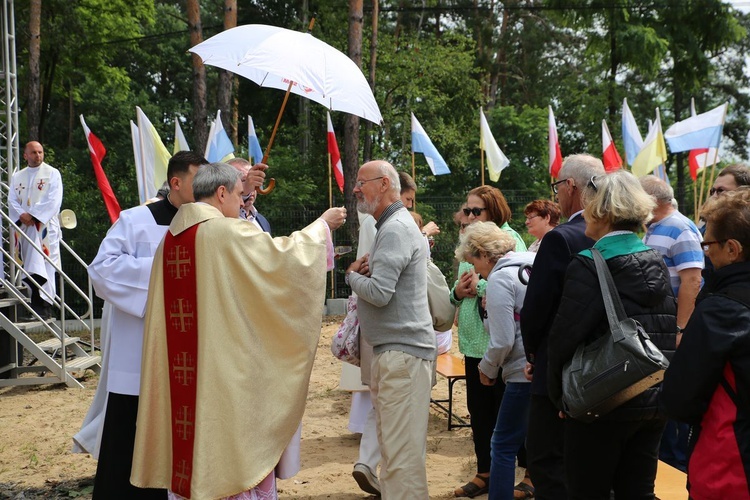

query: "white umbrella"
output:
191 24 382 125
190 24 382 194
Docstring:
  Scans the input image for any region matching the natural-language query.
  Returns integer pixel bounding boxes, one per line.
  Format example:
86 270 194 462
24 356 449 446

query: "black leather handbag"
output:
562 249 670 423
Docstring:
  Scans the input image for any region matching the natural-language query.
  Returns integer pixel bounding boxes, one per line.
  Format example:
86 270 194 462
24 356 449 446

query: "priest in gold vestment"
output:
131 163 347 499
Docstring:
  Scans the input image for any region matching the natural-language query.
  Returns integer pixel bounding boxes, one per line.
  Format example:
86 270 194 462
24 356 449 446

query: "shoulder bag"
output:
562 248 670 422
427 260 456 332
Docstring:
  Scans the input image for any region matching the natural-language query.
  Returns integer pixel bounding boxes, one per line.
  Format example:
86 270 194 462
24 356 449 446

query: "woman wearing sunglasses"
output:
451 186 526 498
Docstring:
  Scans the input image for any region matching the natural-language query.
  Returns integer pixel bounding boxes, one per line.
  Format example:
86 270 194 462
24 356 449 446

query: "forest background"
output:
14 0 750 295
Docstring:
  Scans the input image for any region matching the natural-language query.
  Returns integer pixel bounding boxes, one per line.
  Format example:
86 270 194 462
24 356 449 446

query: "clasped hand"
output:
347 253 371 277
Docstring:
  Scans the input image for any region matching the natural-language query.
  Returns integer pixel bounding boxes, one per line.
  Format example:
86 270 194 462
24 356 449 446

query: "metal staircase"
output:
0 0 99 388
0 182 99 388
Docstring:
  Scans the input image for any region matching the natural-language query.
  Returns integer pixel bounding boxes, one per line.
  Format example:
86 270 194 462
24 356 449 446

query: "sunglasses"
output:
709 187 727 196
587 175 601 192
463 207 487 217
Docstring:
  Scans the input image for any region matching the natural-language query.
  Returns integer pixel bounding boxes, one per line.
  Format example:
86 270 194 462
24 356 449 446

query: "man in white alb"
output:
8 141 63 319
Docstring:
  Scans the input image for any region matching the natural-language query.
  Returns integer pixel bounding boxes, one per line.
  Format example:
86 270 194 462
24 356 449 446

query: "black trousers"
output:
526 394 567 500
93 393 167 499
464 356 505 473
564 416 666 500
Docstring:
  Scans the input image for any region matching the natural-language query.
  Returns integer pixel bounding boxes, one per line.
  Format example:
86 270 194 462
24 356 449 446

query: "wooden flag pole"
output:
328 152 333 209
699 104 728 211
550 175 555 201
480 148 485 185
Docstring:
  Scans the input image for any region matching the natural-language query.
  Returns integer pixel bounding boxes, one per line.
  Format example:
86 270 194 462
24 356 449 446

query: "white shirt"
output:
88 205 169 395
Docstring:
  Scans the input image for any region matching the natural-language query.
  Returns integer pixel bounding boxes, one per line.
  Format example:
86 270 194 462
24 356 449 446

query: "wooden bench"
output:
655 460 687 500
431 353 470 430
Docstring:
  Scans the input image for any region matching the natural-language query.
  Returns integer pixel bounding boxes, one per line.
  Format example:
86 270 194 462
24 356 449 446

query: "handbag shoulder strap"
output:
591 248 628 329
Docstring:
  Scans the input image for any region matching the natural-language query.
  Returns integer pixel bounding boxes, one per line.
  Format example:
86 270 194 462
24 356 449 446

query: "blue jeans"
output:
489 382 531 500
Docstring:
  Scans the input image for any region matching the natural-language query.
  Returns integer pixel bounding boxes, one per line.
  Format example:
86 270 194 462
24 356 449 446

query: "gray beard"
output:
357 196 380 215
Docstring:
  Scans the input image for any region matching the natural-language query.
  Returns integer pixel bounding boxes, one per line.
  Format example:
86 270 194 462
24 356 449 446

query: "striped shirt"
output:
643 211 704 295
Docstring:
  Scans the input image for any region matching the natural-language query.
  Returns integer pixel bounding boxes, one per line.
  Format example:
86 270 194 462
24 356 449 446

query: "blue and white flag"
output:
411 113 450 175
205 110 235 163
664 103 726 153
622 98 643 166
248 116 264 164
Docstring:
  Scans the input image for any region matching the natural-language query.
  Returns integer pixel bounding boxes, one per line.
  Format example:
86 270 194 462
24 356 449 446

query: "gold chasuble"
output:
131 203 329 499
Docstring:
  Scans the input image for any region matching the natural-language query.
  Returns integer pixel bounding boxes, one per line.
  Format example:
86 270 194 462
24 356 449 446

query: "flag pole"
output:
698 103 728 212
706 104 729 193
480 148 485 185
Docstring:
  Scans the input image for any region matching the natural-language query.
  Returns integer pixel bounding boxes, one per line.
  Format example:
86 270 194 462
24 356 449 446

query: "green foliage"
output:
9 0 750 270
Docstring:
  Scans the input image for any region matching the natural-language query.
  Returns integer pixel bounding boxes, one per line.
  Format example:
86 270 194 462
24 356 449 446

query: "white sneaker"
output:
352 463 381 496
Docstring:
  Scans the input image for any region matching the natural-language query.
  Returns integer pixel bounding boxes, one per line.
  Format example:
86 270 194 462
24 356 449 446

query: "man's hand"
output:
19 213 34 226
479 369 495 386
321 206 347 230
422 221 440 237
347 254 370 277
242 163 268 193
524 362 534 382
454 270 478 299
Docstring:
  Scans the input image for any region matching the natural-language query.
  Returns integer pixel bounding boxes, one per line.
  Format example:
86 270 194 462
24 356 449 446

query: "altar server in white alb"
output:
8 141 63 319
87 151 209 499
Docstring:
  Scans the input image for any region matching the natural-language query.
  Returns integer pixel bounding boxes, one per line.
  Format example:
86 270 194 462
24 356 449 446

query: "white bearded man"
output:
8 141 63 319
130 162 347 499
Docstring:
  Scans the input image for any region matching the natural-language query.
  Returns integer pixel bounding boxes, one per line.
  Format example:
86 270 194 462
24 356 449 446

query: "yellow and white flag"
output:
479 109 509 182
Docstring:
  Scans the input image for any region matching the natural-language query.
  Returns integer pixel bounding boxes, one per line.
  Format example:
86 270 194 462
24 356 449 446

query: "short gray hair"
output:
192 162 241 201
375 161 401 195
639 175 674 204
585 170 655 230
558 154 605 190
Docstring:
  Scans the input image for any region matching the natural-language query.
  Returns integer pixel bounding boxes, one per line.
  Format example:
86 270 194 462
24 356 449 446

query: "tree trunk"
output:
607 6 619 125
27 0 42 141
299 0 311 165
344 0 363 239
217 0 237 144
673 79 686 212
187 0 208 154
363 0 378 163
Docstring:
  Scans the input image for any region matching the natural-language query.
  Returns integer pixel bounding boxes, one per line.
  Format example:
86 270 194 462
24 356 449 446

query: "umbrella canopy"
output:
190 24 382 125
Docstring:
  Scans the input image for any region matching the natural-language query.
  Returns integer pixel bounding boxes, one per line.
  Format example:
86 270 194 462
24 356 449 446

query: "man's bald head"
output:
24 141 44 168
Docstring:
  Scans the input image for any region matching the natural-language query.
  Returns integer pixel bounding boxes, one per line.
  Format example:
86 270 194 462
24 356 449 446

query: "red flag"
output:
80 115 121 223
601 120 623 172
688 148 710 181
548 106 563 178
327 112 344 193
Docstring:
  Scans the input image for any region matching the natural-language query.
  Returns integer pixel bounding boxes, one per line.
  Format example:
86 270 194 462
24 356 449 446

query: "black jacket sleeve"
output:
660 296 744 425
521 229 574 361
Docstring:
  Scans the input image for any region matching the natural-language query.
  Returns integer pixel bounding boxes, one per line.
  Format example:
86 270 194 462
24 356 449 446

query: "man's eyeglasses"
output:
355 176 384 188
463 207 487 217
709 187 727 196
702 239 727 252
550 178 569 194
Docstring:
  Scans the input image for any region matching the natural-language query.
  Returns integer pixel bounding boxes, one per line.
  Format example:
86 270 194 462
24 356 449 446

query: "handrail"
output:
0 180 96 359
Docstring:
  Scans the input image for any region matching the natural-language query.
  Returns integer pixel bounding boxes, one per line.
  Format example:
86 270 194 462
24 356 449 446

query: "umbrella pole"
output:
256 80 295 194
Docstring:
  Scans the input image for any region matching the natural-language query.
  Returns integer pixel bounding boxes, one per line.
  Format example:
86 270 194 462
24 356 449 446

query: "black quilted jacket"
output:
547 246 678 421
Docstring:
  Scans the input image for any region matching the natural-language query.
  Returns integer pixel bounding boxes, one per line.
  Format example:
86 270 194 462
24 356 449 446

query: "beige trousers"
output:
370 350 434 499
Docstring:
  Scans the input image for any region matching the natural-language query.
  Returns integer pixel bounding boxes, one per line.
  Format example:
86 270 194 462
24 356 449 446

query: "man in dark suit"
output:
520 154 604 499
228 158 271 234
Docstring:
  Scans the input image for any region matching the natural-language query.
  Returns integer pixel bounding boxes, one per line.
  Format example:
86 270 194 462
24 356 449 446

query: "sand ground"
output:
0 318 520 499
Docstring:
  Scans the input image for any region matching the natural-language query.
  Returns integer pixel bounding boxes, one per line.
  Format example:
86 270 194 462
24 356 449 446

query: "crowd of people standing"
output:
59 138 750 499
